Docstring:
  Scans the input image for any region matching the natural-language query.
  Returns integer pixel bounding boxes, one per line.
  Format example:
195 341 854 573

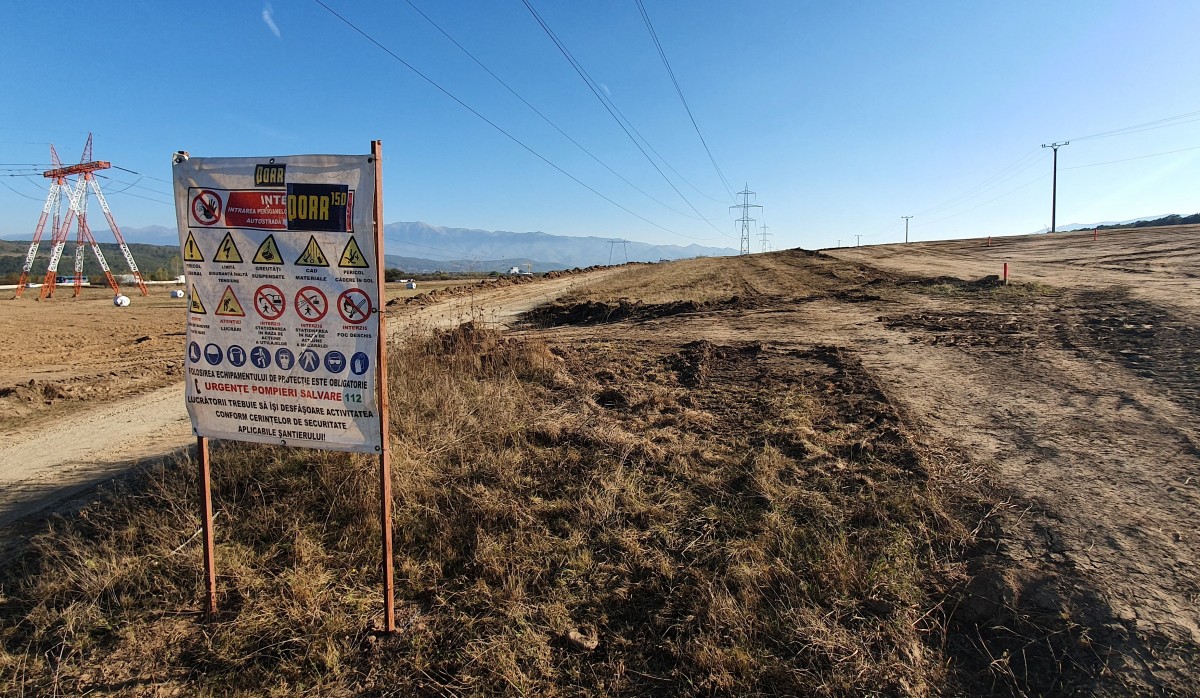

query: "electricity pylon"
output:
730 184 761 255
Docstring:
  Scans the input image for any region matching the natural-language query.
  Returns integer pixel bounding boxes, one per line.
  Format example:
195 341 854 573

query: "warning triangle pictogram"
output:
338 236 370 268
294 236 329 266
183 232 204 262
189 285 207 314
214 285 246 316
214 232 243 263
253 235 284 265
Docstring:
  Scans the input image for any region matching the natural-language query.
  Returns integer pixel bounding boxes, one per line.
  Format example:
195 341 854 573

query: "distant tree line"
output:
1095 213 1200 230
0 242 183 284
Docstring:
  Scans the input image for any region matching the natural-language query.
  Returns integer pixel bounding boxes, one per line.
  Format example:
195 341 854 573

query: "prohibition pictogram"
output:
294 286 328 322
337 288 372 324
191 190 222 226
253 284 285 320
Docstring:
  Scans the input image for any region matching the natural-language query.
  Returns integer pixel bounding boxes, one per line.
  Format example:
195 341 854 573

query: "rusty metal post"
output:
371 140 395 633
198 436 217 615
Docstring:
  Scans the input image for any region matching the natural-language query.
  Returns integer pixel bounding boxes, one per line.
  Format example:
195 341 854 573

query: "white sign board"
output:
173 154 382 453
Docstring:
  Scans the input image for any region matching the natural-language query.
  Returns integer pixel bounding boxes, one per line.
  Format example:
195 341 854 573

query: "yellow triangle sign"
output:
294 236 329 266
183 232 204 262
189 285 207 314
214 232 243 263
338 236 370 268
253 235 284 265
214 285 246 316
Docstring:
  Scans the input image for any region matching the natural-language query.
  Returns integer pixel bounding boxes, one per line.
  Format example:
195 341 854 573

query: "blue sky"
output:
2 1 1198 255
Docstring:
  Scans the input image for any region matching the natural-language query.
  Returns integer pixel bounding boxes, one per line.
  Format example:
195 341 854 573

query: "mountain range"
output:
2 222 737 273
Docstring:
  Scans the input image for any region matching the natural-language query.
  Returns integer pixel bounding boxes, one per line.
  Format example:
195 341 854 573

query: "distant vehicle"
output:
54 275 90 286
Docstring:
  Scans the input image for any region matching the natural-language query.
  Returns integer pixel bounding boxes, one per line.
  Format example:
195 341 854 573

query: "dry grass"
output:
0 320 983 695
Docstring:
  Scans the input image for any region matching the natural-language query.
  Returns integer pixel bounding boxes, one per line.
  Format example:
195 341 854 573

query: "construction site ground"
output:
1 226 1197 693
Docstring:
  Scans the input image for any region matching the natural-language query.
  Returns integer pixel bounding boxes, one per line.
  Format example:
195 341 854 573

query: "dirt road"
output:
0 268 624 531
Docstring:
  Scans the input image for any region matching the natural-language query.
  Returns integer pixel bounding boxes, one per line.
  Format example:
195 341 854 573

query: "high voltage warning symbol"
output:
339 237 369 268
253 235 283 264
189 286 207 314
183 232 204 262
215 286 246 316
214 232 243 263
295 236 329 266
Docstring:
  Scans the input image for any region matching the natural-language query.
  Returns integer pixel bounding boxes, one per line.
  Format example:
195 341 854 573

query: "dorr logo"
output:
254 163 286 187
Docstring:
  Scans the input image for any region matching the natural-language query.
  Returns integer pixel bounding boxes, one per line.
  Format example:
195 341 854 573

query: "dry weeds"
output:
2 319 985 695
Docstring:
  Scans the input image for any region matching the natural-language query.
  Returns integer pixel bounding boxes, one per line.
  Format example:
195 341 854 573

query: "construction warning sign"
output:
214 232 243 263
339 237 370 268
295 236 330 266
254 235 283 264
173 153 381 453
183 232 204 261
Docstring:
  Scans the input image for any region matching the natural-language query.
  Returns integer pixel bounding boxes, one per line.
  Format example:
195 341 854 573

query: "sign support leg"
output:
372 140 395 633
198 436 218 615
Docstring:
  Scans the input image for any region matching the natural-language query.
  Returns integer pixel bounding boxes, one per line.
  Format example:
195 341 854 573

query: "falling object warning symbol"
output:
215 286 246 316
183 232 204 262
253 235 283 264
189 285 207 314
214 232 243 263
294 236 329 266
338 237 370 268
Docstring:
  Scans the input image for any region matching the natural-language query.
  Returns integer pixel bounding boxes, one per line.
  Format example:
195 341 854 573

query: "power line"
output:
1068 108 1200 142
1062 144 1200 170
400 0 707 223
634 0 734 203
313 0 694 241
520 0 731 238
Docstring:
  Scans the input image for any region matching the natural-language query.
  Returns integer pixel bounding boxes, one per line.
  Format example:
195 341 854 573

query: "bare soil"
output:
2 226 1198 693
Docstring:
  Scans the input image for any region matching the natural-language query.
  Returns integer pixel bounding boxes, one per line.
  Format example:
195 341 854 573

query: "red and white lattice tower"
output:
14 134 149 298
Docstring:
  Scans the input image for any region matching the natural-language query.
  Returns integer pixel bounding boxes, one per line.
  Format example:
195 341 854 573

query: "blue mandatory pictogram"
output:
250 346 272 369
275 347 295 371
227 345 247 367
204 343 223 366
350 351 370 376
324 350 347 373
298 349 320 372
188 341 202 364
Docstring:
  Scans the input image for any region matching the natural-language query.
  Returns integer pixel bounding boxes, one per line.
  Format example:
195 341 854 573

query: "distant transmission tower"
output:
729 184 762 255
15 134 148 299
607 238 629 265
758 222 771 252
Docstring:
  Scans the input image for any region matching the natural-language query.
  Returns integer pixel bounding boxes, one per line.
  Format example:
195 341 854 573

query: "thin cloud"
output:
262 3 281 38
